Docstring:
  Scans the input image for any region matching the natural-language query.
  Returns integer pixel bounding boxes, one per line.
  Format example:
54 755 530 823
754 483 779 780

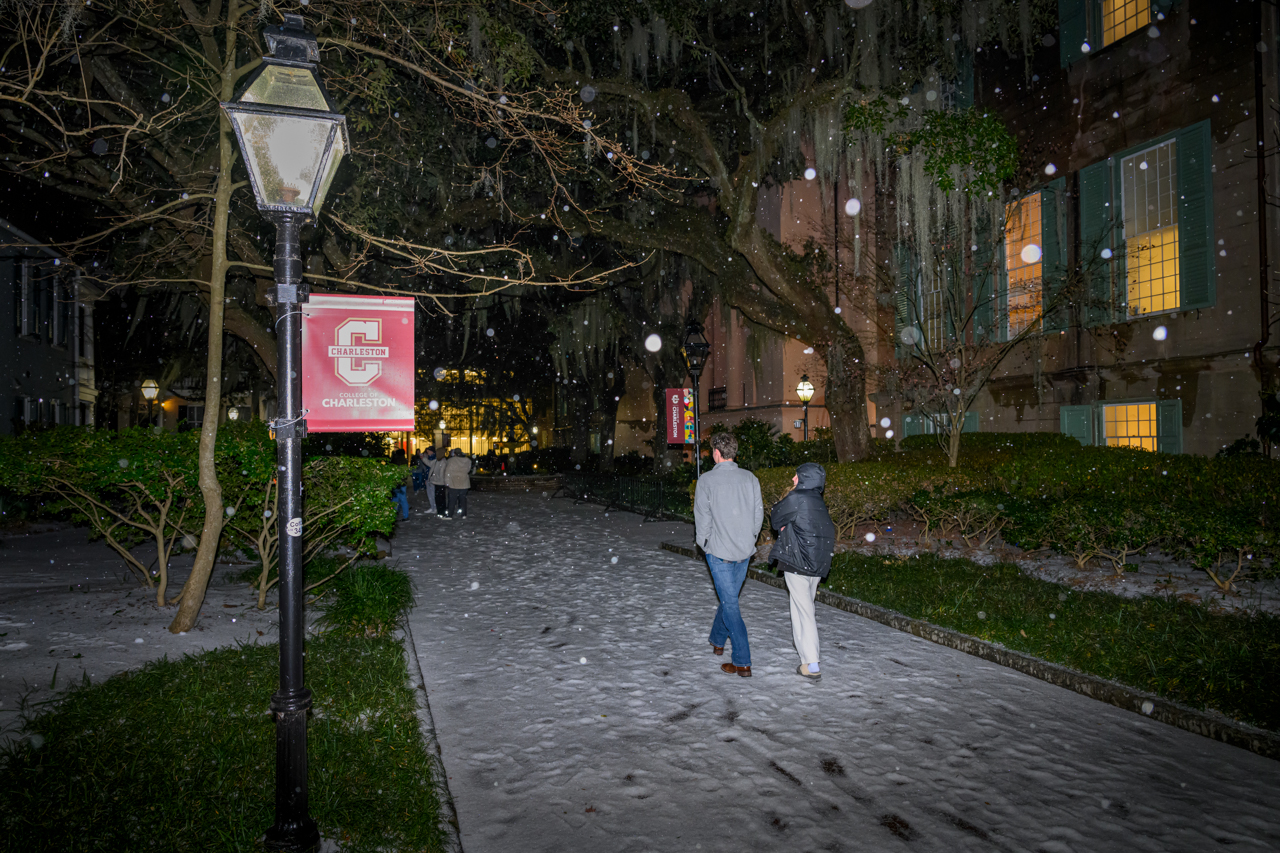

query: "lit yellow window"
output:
1103 403 1157 451
1122 140 1179 316
1102 0 1151 47
1004 193 1042 338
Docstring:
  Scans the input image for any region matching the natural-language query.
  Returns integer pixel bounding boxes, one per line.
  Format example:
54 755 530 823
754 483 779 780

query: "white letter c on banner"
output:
334 319 382 386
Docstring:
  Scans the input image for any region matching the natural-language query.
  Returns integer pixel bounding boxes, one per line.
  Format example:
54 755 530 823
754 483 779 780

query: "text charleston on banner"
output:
665 387 695 445
302 294 415 432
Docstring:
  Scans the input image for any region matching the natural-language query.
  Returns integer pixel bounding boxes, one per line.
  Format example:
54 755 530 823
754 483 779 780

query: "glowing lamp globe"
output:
220 14 348 215
796 375 815 404
140 379 160 402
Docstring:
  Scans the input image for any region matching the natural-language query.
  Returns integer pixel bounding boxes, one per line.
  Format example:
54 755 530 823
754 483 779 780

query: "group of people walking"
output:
412 446 474 520
694 432 836 682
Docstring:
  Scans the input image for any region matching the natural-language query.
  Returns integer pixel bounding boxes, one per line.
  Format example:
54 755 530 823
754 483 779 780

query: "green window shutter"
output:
1177 120 1214 310
973 214 1001 342
962 411 979 433
1058 0 1088 67
904 414 922 437
957 54 974 111
1157 399 1183 454
1041 178 1068 333
894 244 916 359
1079 159 1116 327
973 252 995 343
1060 404 1094 446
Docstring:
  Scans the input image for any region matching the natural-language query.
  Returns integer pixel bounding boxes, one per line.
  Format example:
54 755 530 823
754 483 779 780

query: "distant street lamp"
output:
682 321 710 479
227 407 241 421
796 374 815 442
141 379 159 427
220 13 347 853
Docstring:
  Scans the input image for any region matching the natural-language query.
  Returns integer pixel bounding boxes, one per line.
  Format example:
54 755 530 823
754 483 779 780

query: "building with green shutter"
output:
889 0 1270 456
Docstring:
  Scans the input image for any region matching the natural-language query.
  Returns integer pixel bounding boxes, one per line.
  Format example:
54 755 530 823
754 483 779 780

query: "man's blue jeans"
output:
391 485 409 521
707 554 751 667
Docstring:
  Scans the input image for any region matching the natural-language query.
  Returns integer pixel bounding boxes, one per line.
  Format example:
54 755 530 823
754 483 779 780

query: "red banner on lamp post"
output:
302 294 415 432
665 387 695 445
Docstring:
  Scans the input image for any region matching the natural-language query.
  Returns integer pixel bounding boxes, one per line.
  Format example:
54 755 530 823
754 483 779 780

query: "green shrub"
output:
752 437 1280 586
0 426 201 604
317 563 413 638
901 431 1081 454
0 423 402 602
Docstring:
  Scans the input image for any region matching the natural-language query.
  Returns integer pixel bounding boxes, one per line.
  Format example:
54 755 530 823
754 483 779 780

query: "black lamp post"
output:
796 374 815 442
682 321 710 478
221 14 347 853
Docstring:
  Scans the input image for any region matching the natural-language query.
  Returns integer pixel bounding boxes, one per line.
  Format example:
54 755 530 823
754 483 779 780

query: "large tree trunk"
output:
169 14 239 633
567 384 592 465
596 368 624 472
824 332 872 462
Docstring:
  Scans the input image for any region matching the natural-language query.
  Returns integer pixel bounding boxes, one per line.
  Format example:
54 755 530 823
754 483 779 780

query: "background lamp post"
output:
227 407 240 421
682 321 710 478
796 374 815 442
221 13 347 852
140 379 159 427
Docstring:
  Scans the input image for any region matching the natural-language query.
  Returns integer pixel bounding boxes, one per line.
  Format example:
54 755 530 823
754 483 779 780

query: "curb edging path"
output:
400 621 465 853
660 540 1280 763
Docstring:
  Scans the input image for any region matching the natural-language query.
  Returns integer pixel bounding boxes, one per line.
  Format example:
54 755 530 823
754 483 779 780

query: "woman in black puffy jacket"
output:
769 462 836 682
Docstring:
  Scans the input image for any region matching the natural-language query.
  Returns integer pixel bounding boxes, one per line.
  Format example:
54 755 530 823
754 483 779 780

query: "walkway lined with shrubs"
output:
398 491 1280 853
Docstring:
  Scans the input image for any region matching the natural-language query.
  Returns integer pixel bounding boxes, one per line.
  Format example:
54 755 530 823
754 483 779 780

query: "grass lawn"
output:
824 553 1280 732
0 566 446 853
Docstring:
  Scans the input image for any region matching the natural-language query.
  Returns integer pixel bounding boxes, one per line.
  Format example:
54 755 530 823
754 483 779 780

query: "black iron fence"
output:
556 473 692 522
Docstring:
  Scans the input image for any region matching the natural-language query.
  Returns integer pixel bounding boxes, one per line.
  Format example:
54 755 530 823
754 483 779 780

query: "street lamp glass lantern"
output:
227 407 241 421
140 379 159 401
796 375 815 403
221 14 348 215
683 321 710 377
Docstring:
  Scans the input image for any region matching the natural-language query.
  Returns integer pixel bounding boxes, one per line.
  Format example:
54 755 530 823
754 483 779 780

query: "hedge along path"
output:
753 436 1280 589
0 423 405 617
659 541 1280 762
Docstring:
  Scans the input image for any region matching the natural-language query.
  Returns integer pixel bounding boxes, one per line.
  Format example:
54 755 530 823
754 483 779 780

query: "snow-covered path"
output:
395 491 1280 853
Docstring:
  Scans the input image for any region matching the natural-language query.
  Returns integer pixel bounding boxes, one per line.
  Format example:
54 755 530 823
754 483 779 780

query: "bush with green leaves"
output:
750 433 1280 588
218 423 403 607
0 423 403 607
0 426 201 605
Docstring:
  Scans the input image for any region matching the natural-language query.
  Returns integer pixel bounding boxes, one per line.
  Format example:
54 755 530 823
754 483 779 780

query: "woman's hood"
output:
796 462 826 490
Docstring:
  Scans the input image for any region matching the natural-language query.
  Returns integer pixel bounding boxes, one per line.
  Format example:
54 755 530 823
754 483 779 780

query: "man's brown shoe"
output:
711 644 724 656
721 662 751 677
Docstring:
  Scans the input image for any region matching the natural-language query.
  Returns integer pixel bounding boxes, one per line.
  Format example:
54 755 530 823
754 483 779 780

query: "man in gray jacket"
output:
694 432 763 677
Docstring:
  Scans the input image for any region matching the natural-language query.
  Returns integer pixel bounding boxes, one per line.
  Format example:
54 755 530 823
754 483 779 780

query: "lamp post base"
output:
263 688 319 852
263 818 320 853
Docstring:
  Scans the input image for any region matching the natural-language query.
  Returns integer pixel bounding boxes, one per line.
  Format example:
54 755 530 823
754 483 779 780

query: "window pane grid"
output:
1005 194 1043 338
1102 0 1151 47
1122 140 1179 316
1103 403 1157 452
922 272 943 351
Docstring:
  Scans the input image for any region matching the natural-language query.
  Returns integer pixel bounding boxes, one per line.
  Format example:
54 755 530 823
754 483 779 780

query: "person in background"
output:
389 448 410 522
429 445 450 518
694 432 763 678
443 447 473 520
410 451 425 493
419 447 438 515
769 463 836 683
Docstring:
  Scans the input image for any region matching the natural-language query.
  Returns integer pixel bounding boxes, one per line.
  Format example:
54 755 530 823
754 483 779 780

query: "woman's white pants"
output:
784 572 820 666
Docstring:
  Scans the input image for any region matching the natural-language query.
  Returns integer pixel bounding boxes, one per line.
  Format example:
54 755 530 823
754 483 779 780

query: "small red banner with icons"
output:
302 294 415 432
665 387 695 445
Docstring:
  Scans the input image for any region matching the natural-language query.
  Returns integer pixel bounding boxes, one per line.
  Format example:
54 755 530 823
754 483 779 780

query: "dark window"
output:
708 387 727 411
